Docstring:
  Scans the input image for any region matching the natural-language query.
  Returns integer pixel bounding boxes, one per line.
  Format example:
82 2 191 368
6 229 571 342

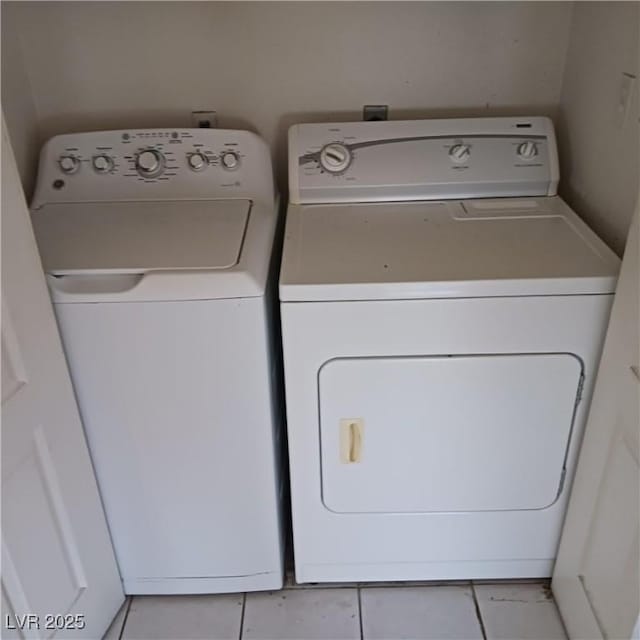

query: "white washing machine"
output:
31 128 284 594
280 117 620 583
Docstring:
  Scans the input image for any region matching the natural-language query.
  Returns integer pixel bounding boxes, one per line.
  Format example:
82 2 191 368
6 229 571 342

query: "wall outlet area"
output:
363 105 388 121
191 110 217 128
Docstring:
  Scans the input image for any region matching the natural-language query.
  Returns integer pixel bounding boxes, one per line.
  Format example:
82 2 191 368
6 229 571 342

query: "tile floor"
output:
104 580 567 640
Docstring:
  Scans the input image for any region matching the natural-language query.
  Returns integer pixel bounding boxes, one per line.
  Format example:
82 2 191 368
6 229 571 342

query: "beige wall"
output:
1 3 39 197
3 1 573 194
558 2 639 255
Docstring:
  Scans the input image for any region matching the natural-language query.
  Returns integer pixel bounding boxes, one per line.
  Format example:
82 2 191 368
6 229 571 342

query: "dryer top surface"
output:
279 197 620 301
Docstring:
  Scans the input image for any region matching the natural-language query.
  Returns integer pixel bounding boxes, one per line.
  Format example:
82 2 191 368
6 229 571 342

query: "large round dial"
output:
92 154 114 174
135 149 165 178
58 154 80 174
449 143 471 163
319 143 352 173
517 141 538 160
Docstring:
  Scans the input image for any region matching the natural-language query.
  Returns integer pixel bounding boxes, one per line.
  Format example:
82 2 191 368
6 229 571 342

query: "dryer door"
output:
319 353 583 514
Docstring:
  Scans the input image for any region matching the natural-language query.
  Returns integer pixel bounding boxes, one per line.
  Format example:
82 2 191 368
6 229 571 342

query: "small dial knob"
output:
187 152 208 172
136 149 165 178
449 143 471 163
517 141 538 160
92 154 114 174
319 143 352 173
58 154 80 174
221 152 240 170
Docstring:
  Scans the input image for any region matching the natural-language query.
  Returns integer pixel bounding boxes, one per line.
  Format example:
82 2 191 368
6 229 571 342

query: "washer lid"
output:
279 197 620 301
32 199 250 275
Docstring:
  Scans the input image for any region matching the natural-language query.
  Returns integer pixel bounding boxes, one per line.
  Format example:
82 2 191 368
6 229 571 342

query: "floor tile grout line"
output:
357 587 364 640
117 596 133 640
284 580 477 590
238 592 247 640
471 583 488 640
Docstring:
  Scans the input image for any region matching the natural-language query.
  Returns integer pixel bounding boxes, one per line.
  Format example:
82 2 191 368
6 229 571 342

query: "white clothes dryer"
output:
280 117 620 583
31 129 284 594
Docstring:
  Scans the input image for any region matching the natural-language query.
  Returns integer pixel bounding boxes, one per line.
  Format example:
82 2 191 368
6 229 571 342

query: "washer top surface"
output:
280 197 620 301
30 128 277 303
34 200 250 275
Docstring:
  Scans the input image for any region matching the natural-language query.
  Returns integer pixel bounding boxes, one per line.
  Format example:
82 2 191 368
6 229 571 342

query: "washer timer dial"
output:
135 149 165 178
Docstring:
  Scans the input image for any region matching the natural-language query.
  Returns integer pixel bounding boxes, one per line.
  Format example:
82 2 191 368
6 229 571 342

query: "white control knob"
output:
92 154 114 174
449 143 471 163
58 155 80 174
221 152 240 170
517 141 538 160
187 152 208 172
136 149 165 178
319 143 352 173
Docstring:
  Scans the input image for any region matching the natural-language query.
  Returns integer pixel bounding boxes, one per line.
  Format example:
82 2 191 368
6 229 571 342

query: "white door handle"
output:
340 418 363 463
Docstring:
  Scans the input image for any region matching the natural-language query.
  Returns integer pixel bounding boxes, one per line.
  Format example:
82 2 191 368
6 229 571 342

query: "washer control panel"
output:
32 128 274 208
289 117 559 204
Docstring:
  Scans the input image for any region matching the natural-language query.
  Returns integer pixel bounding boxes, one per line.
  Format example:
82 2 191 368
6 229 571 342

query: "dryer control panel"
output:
289 117 559 204
31 128 274 209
